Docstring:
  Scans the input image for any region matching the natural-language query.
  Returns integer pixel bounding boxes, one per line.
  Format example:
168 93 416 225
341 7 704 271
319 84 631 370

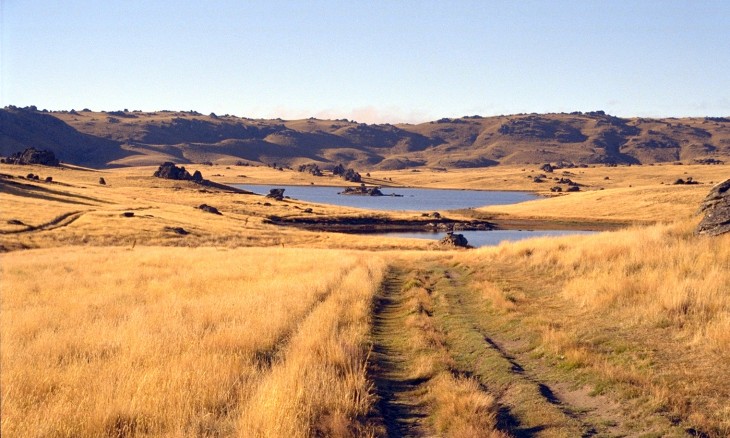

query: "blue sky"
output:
2 1 729 123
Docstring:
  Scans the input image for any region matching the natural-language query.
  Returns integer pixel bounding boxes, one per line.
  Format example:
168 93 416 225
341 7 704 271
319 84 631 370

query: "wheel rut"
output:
370 267 428 437
0 210 87 234
437 267 640 437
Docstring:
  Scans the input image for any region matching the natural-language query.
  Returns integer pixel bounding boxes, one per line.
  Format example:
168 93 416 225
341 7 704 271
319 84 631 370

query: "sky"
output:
2 1 729 124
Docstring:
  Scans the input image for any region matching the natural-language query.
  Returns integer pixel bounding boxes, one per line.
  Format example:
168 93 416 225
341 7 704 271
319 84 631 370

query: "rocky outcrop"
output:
696 179 730 236
673 177 699 185
4 148 59 166
440 232 470 248
339 185 384 196
332 164 362 182
297 163 323 176
266 188 285 201
153 162 202 181
498 116 587 143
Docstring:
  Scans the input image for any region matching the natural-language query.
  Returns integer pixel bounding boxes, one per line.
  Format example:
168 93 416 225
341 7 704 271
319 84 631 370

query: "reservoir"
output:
236 184 598 247
235 184 539 211
379 229 597 247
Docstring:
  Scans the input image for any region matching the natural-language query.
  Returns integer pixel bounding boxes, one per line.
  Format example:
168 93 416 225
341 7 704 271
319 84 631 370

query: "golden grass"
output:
461 221 730 435
0 164 434 252
367 163 730 192
236 256 385 437
3 160 729 435
478 184 713 223
426 374 505 438
1 246 385 437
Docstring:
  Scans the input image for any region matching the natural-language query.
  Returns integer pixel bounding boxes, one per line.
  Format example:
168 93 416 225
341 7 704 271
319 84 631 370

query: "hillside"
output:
2 106 729 169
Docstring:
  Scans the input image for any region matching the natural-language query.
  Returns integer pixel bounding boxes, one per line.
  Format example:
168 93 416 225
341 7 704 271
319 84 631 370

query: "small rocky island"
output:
339 184 402 197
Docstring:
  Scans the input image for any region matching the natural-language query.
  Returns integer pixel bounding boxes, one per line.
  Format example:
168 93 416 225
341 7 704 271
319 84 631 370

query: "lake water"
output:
235 184 539 211
236 184 597 247
380 229 597 247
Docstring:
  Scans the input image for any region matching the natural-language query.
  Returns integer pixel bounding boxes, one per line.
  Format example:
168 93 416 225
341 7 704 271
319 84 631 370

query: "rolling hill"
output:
2 106 729 169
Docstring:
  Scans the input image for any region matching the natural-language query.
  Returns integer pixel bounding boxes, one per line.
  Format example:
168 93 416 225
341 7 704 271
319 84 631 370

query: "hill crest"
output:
2 106 729 169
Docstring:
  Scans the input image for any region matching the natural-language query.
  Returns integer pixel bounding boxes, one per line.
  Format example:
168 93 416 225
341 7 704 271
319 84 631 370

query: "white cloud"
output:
259 105 433 124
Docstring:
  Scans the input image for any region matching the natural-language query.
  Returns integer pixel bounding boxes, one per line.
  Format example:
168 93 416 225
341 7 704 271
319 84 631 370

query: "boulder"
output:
163 226 189 235
266 188 286 201
696 179 730 236
674 177 699 185
6 148 59 166
198 204 222 215
99 177 106 185
440 232 469 248
540 163 554 173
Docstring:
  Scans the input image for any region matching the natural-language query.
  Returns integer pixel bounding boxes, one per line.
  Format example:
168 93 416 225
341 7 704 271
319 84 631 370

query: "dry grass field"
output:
1 247 386 437
2 160 729 436
462 222 730 435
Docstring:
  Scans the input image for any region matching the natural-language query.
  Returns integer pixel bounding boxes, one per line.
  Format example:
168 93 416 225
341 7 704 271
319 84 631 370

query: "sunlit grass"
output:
1 246 385 437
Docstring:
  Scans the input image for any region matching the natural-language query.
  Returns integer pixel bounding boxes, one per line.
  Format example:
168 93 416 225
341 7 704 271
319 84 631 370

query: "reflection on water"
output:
379 229 597 247
235 184 539 211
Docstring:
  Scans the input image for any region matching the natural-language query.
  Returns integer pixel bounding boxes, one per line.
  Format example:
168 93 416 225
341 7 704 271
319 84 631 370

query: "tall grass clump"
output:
237 257 385 437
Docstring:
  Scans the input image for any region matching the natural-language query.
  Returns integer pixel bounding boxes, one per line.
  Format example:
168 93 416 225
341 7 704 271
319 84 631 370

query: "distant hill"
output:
2 106 729 169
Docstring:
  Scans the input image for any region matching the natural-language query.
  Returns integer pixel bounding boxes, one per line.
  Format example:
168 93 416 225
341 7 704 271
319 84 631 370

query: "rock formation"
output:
5 148 59 166
439 232 470 248
696 179 730 236
339 185 384 196
153 162 196 180
266 188 285 201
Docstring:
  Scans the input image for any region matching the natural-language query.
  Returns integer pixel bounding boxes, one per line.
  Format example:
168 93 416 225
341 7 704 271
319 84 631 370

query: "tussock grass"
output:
426 374 505 438
237 257 385 437
1 246 385 437
463 221 730 435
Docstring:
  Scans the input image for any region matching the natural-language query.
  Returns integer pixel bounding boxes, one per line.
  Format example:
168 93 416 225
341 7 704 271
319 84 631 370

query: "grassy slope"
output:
0 163 445 252
4 107 730 169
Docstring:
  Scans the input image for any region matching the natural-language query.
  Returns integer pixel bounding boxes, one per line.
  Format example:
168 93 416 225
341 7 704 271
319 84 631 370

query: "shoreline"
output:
264 214 628 234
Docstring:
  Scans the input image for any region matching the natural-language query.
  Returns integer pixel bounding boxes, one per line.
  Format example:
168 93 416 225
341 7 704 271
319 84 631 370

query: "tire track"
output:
0 210 88 234
251 265 355 370
436 267 618 437
370 267 429 437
